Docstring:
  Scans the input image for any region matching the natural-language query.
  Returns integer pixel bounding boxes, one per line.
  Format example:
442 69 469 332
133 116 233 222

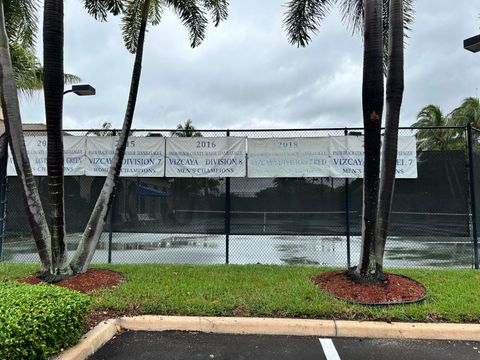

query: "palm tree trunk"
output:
375 0 404 275
0 0 51 272
69 0 150 273
354 0 384 279
43 0 68 274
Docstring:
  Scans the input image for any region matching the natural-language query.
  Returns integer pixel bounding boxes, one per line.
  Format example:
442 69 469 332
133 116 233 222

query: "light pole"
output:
63 84 96 96
464 34 480 53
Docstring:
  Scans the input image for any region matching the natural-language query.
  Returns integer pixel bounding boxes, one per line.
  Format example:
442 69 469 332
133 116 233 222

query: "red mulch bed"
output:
19 268 124 294
19 269 126 329
314 270 426 305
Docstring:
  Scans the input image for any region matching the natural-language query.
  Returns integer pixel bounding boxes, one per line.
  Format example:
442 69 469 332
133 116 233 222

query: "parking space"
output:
89 331 480 360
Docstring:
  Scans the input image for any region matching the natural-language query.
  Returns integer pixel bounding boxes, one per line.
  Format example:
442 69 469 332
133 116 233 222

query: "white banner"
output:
85 136 165 177
330 136 365 178
247 137 330 177
330 135 418 178
165 137 246 177
7 136 86 176
394 136 418 178
6 135 417 179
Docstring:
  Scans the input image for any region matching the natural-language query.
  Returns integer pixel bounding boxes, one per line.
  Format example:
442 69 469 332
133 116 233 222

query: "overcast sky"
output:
18 0 480 131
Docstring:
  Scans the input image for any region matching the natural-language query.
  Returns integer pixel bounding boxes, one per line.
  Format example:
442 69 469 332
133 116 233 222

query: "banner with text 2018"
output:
247 137 330 177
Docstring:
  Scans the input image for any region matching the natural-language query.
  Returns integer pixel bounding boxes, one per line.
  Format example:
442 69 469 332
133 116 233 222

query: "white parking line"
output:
319 338 341 360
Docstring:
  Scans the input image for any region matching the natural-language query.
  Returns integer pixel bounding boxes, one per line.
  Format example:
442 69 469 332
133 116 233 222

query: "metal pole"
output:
0 137 8 261
108 196 114 264
225 130 231 264
344 128 351 268
467 124 479 269
107 129 117 264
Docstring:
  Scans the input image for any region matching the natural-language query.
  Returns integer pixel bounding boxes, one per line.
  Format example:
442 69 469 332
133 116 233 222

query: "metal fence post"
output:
107 129 117 264
108 195 115 264
344 128 351 268
467 124 479 269
225 130 231 264
0 137 8 261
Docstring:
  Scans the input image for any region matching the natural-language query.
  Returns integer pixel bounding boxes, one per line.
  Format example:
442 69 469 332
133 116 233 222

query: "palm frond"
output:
202 0 229 27
4 0 39 48
338 0 364 35
148 0 166 25
283 0 333 47
165 0 208 48
121 0 145 53
64 73 82 84
82 0 124 21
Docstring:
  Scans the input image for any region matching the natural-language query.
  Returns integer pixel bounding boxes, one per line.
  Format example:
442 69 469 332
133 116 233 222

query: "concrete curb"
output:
54 319 119 360
118 316 336 336
57 316 480 360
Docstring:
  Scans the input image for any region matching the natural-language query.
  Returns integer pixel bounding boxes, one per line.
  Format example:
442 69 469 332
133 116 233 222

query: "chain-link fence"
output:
0 126 478 268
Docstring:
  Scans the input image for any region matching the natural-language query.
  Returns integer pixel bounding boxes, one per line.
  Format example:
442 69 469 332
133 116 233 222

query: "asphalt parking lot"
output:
89 330 480 360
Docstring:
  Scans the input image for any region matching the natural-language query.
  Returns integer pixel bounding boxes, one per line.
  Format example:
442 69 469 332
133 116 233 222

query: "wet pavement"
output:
89 330 480 360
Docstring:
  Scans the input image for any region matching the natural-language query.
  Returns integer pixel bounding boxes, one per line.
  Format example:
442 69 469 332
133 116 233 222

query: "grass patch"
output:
1 263 479 323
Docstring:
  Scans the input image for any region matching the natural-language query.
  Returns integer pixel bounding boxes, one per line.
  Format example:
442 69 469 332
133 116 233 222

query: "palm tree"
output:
171 119 202 137
375 0 404 277
69 0 229 274
0 0 52 272
3 0 228 277
284 0 413 279
411 105 455 151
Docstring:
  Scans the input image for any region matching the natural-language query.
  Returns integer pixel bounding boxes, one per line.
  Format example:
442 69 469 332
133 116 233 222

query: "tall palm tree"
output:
284 0 412 279
43 0 69 275
375 0 403 277
355 0 384 279
70 0 229 273
411 105 454 151
1 0 83 278
0 0 52 272
3 0 228 277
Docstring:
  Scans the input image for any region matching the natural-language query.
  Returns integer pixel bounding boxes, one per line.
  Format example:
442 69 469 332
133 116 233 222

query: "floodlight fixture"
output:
464 34 480 53
63 84 96 96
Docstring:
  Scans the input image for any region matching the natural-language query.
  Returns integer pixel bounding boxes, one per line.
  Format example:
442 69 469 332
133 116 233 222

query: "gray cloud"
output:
19 0 480 131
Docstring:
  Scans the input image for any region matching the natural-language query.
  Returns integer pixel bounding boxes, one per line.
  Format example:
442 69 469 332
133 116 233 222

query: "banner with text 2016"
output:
329 136 418 178
165 137 247 177
247 137 330 177
84 136 165 177
7 136 86 176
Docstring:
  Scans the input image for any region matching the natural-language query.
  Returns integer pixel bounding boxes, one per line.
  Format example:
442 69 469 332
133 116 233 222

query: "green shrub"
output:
0 282 90 359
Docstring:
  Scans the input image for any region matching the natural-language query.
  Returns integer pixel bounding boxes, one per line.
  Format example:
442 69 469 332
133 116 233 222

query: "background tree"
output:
4 0 79 96
411 104 457 151
451 97 480 128
171 119 202 137
170 119 220 199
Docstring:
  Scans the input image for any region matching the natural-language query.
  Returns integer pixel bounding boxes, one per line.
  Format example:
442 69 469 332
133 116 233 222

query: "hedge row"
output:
0 282 90 359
